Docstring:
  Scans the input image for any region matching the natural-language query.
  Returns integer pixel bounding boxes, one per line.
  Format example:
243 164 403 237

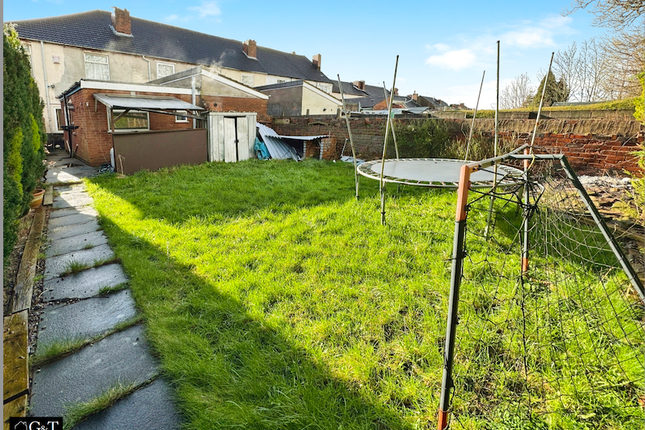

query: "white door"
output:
224 117 238 163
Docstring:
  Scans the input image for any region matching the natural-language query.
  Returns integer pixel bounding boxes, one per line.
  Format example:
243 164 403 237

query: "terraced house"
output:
7 7 334 137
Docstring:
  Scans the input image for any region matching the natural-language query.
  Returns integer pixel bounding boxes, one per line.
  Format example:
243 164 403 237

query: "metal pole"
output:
560 156 645 303
383 82 400 160
530 52 555 153
379 55 399 226
337 75 360 200
484 42 500 238
437 164 472 430
465 70 485 161
521 148 531 273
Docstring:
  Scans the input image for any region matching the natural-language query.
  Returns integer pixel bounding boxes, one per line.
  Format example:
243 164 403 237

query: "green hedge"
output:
3 25 46 264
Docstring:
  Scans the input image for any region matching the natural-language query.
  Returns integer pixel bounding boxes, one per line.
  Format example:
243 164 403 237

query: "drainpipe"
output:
191 75 196 128
40 41 53 134
142 55 151 80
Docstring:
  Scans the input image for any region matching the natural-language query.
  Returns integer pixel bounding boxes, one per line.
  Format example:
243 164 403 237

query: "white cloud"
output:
425 49 476 71
188 1 222 19
432 43 451 52
503 28 554 48
164 14 179 22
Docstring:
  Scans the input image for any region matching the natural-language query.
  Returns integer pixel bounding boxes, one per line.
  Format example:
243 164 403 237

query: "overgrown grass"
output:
469 97 639 118
85 159 644 429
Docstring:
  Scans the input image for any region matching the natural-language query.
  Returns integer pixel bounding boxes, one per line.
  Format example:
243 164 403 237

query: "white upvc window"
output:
54 108 66 132
175 110 189 123
84 53 110 80
240 73 254 86
157 62 175 78
108 109 149 132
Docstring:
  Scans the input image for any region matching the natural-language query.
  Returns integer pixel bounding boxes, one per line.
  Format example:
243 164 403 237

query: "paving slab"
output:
47 167 97 184
46 231 109 258
42 264 128 301
37 290 137 347
50 206 98 220
44 245 114 280
30 325 158 417
47 219 101 242
73 379 180 430
3 395 27 429
52 194 94 210
48 212 99 229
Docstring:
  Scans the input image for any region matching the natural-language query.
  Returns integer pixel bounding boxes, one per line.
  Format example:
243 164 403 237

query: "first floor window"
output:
157 62 175 78
240 74 254 86
85 53 110 80
109 109 149 132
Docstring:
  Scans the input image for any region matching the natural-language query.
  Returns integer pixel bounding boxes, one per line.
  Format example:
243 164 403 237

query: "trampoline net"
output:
443 153 645 429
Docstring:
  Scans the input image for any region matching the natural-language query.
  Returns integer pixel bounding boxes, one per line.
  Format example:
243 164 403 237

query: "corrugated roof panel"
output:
93 94 203 110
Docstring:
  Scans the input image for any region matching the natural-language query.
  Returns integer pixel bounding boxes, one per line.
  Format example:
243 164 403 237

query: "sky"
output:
3 0 608 109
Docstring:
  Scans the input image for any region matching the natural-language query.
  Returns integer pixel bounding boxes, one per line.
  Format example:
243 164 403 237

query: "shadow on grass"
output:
100 218 418 429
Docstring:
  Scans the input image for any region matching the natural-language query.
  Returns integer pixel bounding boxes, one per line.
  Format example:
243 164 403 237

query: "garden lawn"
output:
85 159 644 429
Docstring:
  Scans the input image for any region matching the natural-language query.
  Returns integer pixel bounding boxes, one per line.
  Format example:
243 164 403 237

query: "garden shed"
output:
207 112 257 162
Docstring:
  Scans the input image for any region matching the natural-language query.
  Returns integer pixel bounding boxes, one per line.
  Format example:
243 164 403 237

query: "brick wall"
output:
270 116 644 175
63 89 197 166
200 95 268 121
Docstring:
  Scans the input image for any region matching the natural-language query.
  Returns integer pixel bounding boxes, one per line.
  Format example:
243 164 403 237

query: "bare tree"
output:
565 0 644 98
566 0 644 29
500 73 534 109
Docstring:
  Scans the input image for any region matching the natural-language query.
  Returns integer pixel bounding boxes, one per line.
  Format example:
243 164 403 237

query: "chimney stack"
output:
111 7 131 35
411 91 418 102
243 40 257 59
312 54 321 70
353 80 365 91
394 88 399 96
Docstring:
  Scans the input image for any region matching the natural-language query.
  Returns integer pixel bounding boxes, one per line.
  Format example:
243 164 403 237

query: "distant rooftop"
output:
8 9 332 84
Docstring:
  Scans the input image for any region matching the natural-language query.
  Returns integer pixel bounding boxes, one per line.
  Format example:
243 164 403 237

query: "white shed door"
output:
224 117 238 163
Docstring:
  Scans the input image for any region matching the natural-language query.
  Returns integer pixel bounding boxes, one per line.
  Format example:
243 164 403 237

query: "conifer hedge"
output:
3 24 46 264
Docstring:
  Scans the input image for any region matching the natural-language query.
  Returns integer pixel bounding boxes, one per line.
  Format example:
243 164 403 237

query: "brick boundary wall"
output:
269 116 644 176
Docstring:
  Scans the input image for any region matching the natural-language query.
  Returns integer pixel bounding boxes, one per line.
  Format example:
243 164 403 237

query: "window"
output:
240 74 254 86
55 108 66 132
157 62 175 78
84 53 110 80
175 110 189 123
108 109 149 132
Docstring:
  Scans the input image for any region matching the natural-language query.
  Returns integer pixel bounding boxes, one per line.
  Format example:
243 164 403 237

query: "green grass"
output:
85 159 644 429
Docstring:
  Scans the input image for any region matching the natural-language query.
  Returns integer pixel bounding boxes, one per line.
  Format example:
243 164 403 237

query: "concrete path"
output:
31 151 181 428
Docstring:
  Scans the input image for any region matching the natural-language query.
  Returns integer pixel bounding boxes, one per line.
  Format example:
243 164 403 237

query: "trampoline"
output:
357 158 524 189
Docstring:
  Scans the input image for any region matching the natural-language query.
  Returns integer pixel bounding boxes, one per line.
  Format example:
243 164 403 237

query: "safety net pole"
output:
484 41 500 238
437 164 472 429
338 75 360 200
464 70 485 161
379 55 399 226
383 82 400 160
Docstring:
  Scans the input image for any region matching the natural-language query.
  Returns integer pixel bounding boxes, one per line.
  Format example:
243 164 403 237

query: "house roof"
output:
331 81 368 97
9 9 332 83
148 66 269 99
256 80 342 106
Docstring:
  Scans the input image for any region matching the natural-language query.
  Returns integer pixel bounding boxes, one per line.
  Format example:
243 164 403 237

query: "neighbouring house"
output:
58 80 205 168
148 66 269 120
7 7 333 137
255 80 342 117
414 93 449 110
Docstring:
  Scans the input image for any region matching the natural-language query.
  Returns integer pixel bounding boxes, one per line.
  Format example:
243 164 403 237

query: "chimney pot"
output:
312 54 321 71
243 39 257 59
111 7 131 35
